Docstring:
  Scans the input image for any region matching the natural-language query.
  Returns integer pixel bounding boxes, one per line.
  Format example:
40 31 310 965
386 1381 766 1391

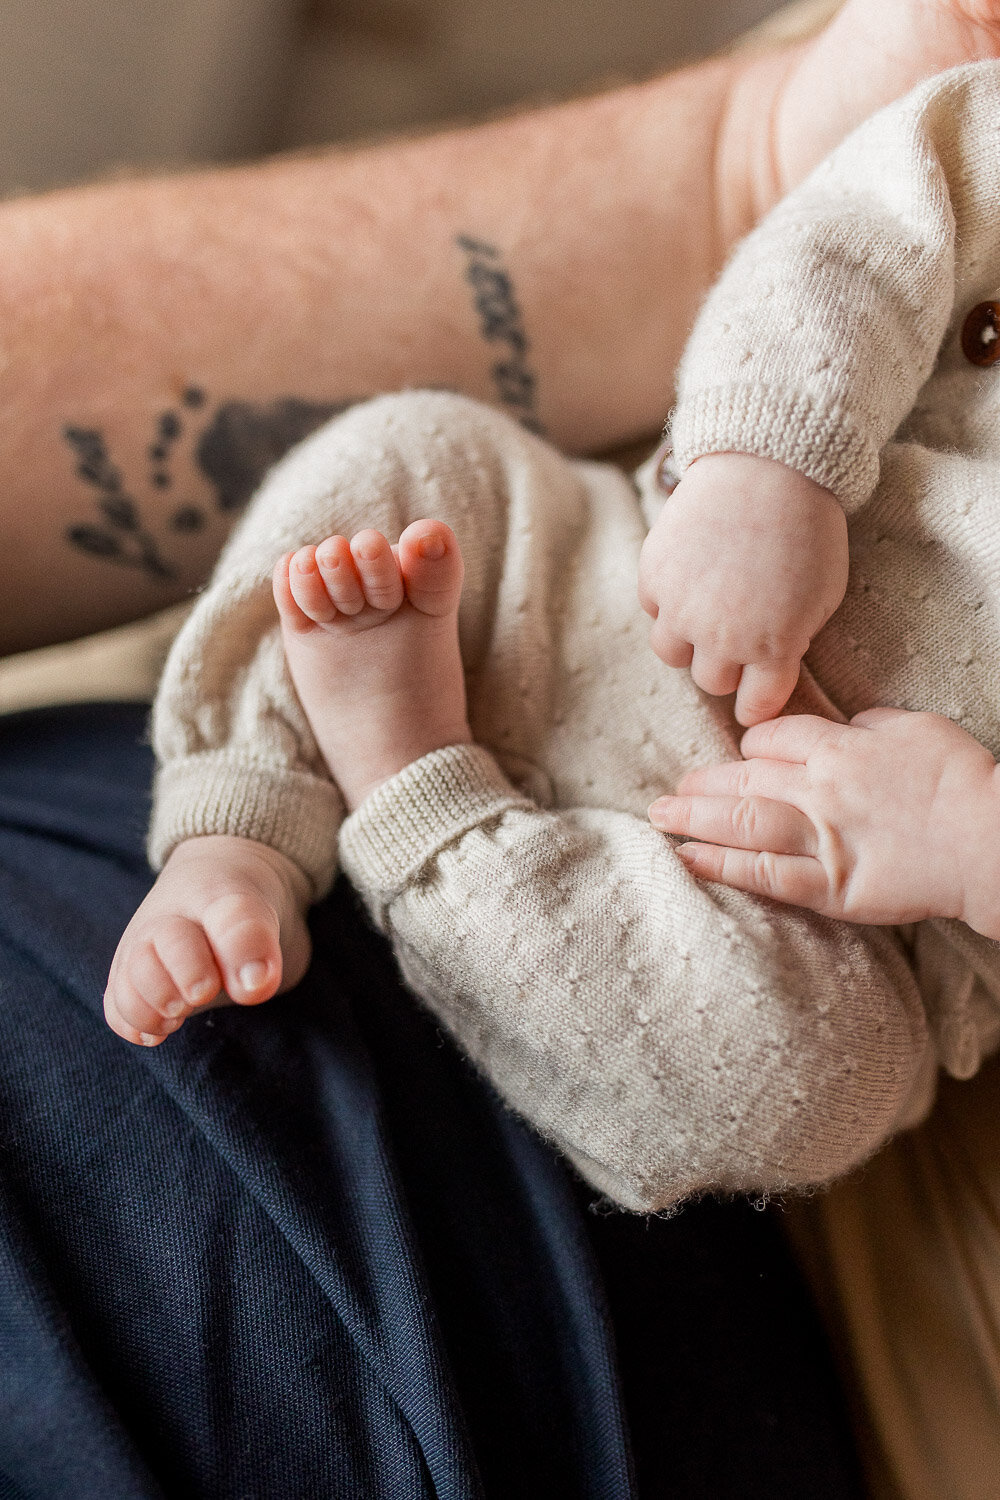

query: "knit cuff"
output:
671 385 881 514
339 742 534 912
149 751 343 899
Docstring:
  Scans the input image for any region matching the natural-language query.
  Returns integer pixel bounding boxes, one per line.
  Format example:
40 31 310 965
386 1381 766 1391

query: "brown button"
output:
961 301 1000 366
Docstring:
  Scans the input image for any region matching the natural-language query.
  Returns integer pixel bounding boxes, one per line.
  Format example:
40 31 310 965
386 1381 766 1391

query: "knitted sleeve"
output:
339 742 932 1212
671 62 1000 512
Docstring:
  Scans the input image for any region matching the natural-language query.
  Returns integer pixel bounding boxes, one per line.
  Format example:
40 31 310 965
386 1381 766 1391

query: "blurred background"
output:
2 0 796 196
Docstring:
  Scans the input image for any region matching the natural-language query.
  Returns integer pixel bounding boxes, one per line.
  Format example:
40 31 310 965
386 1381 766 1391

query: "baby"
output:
107 61 1000 1213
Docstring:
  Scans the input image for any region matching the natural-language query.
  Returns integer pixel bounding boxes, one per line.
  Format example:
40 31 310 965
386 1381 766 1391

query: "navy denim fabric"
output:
0 704 863 1499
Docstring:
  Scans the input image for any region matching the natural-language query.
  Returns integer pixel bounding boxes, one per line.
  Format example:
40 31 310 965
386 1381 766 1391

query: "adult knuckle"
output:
753 850 779 895
807 745 840 786
734 764 755 798
732 797 759 842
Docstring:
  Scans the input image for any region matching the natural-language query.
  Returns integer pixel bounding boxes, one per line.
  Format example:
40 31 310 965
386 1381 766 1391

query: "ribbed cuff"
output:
149 752 343 898
671 385 880 514
339 743 534 909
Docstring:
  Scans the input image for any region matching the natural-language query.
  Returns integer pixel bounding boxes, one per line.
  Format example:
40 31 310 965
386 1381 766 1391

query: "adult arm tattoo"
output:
64 390 352 580
64 424 176 579
195 397 349 512
66 246 541 580
457 235 544 435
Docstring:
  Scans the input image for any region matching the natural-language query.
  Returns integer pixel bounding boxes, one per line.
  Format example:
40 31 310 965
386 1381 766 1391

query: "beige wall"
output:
282 0 785 150
1 0 785 195
0 0 301 193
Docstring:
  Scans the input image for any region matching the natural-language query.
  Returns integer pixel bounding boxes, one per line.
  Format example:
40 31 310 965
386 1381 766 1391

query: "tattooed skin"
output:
64 425 176 579
195 397 349 513
64 390 351 579
457 235 544 435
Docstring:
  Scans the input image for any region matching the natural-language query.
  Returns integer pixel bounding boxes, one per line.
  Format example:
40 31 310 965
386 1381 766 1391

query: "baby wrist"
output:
670 386 876 515
149 750 343 899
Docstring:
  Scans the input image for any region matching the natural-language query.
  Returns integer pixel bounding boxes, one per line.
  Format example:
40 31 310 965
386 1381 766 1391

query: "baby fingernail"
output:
239 961 268 993
189 978 217 1006
139 1032 161 1047
163 999 186 1018
418 534 445 560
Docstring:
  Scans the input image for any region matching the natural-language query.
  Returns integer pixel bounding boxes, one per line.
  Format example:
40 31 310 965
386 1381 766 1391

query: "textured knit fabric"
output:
151 385 937 1215
673 59 1000 767
671 58 1000 1055
0 703 866 1500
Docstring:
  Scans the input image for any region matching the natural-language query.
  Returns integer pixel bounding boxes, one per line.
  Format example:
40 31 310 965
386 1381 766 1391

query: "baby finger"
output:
648 618 694 669
689 650 741 698
734 659 801 728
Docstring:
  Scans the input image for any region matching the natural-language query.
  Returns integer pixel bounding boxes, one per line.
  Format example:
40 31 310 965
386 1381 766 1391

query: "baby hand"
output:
638 453 849 726
649 708 1000 936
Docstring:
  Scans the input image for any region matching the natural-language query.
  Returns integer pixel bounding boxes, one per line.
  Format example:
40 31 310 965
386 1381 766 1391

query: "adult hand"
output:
649 707 1000 935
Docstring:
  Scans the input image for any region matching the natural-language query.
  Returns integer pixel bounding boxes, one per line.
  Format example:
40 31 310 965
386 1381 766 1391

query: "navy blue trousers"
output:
0 704 863 1498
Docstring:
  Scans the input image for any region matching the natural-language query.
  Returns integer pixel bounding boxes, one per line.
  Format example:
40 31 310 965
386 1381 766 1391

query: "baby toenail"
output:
418 534 446 560
294 553 313 572
163 999 186 1018
189 978 217 1005
239 961 268 992
140 1033 161 1047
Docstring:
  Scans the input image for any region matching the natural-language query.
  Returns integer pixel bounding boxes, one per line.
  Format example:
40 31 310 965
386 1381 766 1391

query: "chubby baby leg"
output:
273 518 471 811
104 835 311 1046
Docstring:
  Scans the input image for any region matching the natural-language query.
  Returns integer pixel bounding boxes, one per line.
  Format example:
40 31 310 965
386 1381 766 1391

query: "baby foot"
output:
273 519 471 811
105 834 312 1046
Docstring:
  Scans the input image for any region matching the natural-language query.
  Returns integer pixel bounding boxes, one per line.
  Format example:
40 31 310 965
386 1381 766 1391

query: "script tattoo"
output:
457 235 544 434
64 390 352 579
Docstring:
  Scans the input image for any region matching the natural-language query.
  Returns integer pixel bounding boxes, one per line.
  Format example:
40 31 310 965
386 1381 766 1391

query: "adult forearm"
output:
0 49 767 653
7 0 1000 653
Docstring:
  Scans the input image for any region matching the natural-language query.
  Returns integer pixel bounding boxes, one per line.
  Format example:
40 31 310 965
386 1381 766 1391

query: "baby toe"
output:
272 553 315 635
315 535 366 615
350 530 404 613
397 520 464 616
287 545 341 624
151 916 223 1013
105 944 184 1043
200 891 283 1006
